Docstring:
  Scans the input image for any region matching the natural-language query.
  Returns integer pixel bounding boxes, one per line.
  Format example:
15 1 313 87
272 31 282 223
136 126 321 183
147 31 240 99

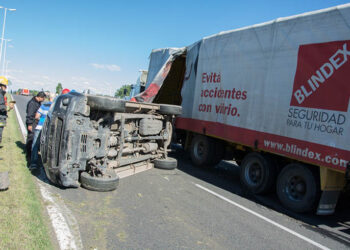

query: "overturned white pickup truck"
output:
40 92 181 191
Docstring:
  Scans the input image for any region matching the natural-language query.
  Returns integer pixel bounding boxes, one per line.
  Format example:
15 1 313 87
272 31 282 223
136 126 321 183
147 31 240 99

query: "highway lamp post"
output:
2 38 11 75
0 7 15 70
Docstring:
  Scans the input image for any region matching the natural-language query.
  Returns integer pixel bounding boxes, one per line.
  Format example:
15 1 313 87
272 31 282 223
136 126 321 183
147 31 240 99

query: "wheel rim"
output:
285 176 306 201
244 162 263 187
194 140 206 160
164 121 172 149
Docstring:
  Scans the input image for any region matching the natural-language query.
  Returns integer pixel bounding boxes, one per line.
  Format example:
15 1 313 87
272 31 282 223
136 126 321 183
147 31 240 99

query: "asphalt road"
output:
12 94 350 249
12 94 29 125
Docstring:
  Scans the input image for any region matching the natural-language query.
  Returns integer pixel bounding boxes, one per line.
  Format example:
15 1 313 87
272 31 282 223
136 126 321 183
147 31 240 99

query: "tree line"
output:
15 83 134 98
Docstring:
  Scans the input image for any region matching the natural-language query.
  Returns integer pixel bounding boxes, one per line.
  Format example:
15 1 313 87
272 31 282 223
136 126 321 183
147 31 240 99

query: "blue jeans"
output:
30 129 41 167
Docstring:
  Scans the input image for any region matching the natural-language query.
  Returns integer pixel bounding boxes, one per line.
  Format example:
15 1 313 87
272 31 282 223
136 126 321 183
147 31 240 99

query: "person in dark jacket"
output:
25 91 46 160
29 93 55 170
0 76 14 144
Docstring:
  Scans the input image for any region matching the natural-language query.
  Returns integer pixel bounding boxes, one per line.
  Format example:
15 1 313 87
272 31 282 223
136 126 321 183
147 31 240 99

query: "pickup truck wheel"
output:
190 135 217 167
240 153 276 194
87 95 126 112
276 163 319 213
154 157 177 170
158 104 182 115
80 169 119 192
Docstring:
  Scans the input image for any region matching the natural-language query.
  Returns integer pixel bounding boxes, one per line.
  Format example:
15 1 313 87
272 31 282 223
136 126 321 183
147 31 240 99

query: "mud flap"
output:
316 190 340 215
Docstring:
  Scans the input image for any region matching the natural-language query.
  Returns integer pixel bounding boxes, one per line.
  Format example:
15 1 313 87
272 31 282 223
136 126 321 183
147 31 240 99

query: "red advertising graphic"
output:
132 61 173 103
290 40 350 112
131 83 160 103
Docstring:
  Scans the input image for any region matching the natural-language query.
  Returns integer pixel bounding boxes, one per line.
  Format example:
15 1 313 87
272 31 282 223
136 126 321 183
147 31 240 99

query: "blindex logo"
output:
290 40 350 112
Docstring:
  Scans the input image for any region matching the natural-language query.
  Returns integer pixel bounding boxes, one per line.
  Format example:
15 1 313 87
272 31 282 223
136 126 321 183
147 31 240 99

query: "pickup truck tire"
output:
158 104 182 115
154 157 177 170
240 153 276 194
190 135 217 167
80 169 119 192
87 95 126 112
276 163 319 213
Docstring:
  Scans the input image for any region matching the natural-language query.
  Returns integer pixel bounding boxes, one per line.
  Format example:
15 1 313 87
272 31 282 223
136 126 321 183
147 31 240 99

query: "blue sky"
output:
1 0 349 95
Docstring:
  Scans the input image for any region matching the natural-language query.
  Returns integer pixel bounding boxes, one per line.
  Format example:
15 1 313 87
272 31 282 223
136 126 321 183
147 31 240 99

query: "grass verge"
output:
0 95 53 249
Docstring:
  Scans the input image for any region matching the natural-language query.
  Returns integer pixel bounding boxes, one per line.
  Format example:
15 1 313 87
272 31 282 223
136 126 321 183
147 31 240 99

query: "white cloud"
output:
71 76 91 87
33 81 46 86
7 69 24 73
71 76 90 82
7 68 122 96
90 63 121 72
9 76 27 84
8 71 58 92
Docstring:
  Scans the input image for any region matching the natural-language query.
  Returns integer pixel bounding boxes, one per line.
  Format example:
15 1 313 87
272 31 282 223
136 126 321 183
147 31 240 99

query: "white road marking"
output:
12 95 82 250
195 183 330 250
12 95 27 141
38 182 77 249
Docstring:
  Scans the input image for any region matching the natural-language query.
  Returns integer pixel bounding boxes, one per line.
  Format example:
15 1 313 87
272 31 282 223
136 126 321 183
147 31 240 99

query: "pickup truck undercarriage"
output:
40 92 181 191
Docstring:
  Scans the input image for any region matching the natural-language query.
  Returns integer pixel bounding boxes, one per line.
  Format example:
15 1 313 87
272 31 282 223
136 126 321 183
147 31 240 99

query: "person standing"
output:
26 91 46 161
30 93 55 169
0 76 14 145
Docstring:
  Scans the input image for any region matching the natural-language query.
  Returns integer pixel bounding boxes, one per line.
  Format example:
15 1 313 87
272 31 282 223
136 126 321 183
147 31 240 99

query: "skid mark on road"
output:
195 183 330 250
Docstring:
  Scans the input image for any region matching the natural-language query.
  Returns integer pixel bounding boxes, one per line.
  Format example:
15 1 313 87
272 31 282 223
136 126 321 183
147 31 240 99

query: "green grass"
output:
0 95 53 249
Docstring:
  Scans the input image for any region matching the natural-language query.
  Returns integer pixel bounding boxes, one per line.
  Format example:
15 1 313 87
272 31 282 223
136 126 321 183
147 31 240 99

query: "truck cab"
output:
21 89 29 96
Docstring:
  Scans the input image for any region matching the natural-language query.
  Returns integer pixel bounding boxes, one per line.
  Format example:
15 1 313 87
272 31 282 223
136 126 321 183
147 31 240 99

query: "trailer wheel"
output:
276 163 319 213
158 104 182 115
87 95 126 112
80 169 119 192
240 152 276 194
154 157 177 170
190 135 217 167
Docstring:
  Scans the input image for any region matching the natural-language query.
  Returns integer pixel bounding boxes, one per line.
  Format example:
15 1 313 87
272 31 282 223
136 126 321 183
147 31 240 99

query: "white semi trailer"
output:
133 4 350 214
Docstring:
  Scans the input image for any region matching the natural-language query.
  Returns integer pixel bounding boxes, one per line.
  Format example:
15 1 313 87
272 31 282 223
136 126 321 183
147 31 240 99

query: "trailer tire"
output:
158 104 182 115
87 95 126 112
240 152 276 194
80 169 119 192
190 135 217 167
276 163 319 213
154 157 177 170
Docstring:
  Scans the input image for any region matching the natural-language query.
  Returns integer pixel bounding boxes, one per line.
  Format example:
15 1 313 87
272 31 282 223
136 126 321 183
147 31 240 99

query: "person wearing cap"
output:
25 91 46 161
0 76 14 145
29 93 55 170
